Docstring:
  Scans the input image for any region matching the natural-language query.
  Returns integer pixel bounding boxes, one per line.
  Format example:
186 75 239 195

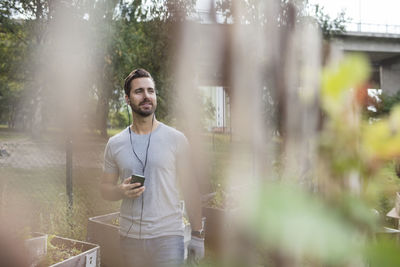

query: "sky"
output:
196 0 400 26
308 0 400 25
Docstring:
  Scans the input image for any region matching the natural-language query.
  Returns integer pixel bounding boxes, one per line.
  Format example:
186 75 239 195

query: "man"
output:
100 68 205 266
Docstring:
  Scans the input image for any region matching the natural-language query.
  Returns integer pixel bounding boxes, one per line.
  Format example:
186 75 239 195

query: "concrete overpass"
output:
192 22 400 95
189 21 400 131
332 23 400 95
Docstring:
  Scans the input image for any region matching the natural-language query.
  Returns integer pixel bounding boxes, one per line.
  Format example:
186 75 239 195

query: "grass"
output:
0 127 232 244
0 166 120 241
0 124 123 142
2 125 399 235
0 125 28 141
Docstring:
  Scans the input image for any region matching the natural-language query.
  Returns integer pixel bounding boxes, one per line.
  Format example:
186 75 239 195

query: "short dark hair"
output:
124 68 154 96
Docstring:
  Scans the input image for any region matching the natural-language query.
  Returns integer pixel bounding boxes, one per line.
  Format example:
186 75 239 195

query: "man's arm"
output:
100 172 145 201
177 135 204 231
181 175 203 231
100 172 123 201
177 135 205 263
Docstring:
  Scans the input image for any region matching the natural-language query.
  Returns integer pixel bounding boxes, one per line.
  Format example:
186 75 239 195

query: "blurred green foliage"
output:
201 54 400 266
241 183 369 265
109 109 129 129
365 237 400 267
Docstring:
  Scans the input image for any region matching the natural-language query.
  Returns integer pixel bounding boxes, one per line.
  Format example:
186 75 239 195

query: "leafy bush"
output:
373 90 400 117
109 110 129 129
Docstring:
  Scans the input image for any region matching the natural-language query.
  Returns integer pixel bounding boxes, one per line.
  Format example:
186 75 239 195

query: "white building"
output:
199 86 230 132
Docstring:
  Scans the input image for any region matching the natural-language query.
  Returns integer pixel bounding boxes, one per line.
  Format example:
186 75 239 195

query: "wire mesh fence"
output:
0 131 231 242
0 139 120 241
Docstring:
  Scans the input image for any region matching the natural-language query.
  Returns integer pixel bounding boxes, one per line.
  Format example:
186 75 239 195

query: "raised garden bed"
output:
201 191 237 255
202 206 226 253
87 212 123 267
38 235 99 267
87 211 192 267
25 232 48 266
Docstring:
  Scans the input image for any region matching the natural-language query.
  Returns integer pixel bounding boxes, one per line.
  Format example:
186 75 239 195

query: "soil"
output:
37 236 84 267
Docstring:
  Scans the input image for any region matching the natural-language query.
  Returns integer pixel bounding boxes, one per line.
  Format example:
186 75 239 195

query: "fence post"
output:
66 139 73 208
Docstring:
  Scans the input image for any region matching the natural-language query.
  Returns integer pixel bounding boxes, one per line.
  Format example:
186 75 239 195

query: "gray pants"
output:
120 235 184 267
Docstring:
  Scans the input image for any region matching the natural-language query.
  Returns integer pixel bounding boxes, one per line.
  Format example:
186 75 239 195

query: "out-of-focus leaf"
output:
362 105 400 161
321 54 370 116
338 194 379 232
238 183 365 265
365 237 400 266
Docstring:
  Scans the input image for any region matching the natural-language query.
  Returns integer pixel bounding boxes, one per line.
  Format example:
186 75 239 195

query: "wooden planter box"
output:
46 236 100 267
202 206 227 253
87 211 192 266
87 212 122 267
25 232 48 266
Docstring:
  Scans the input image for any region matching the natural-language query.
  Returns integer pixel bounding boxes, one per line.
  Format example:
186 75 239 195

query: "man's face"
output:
126 77 157 117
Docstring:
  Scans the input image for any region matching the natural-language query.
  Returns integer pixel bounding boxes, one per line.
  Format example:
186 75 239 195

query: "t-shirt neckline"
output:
127 122 163 136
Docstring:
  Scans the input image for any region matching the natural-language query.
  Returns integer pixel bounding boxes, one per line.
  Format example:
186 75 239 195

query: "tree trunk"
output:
97 94 109 138
31 86 43 140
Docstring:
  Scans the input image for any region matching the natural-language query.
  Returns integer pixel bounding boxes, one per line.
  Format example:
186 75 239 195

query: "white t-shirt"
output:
103 123 189 239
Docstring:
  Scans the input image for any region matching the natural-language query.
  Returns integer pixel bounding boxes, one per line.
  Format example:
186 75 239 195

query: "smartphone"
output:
130 174 145 189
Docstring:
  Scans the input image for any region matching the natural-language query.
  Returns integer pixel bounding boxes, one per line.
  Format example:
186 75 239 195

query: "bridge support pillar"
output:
381 60 400 95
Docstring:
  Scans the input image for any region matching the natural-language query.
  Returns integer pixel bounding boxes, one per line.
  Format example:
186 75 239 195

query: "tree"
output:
0 0 207 137
311 4 347 38
0 7 25 127
0 0 90 138
99 0 197 134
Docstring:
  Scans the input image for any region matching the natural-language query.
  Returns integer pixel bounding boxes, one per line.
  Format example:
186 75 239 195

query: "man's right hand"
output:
118 177 145 199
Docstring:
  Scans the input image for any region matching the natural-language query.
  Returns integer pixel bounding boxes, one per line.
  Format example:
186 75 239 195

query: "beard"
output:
130 100 156 117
